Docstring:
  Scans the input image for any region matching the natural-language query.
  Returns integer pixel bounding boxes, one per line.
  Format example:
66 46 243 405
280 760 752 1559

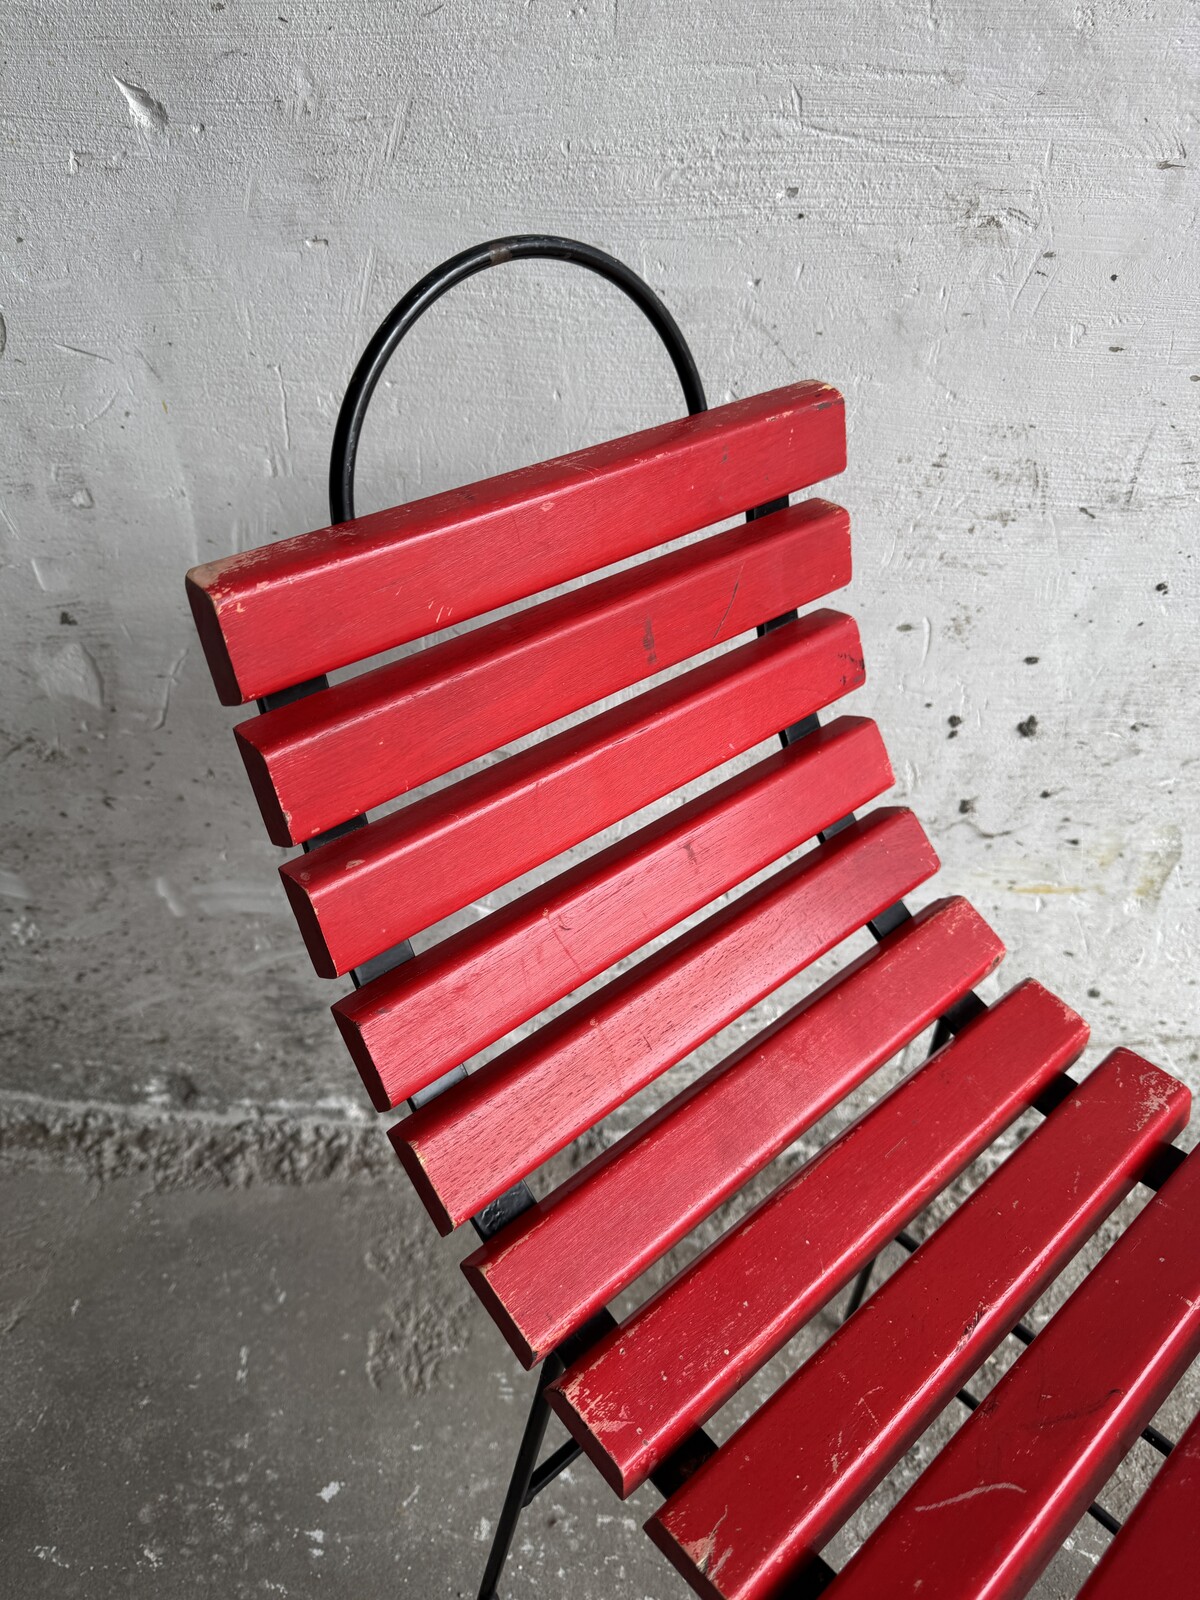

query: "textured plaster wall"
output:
2 0 1198 1170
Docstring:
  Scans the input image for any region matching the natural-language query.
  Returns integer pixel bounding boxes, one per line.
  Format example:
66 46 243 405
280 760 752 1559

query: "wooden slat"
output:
187 381 846 704
468 902 1018 1370
336 715 894 1112
646 1047 1190 1600
823 1107 1200 1600
1078 1411 1200 1599
282 608 865 977
392 807 941 1234
235 498 852 845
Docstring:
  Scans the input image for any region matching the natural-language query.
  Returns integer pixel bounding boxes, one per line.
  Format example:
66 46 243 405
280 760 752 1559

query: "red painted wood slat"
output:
186 382 846 704
335 715 894 1112
548 969 1097 1501
391 807 942 1234
235 498 852 845
646 1047 1190 1600
824 1110 1200 1600
281 609 865 977
467 901 1016 1370
1077 1410 1200 1600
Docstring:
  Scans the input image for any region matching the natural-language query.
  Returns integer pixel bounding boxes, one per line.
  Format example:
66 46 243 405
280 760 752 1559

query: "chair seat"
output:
187 377 1200 1600
647 1049 1193 1599
551 975 1088 1498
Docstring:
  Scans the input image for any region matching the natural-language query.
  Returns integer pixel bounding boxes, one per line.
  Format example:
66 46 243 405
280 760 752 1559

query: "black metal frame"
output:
270 235 1181 1597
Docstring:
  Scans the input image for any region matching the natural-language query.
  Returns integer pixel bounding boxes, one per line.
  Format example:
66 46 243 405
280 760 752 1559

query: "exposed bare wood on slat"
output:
468 901 1016 1370
823 1090 1200 1600
281 609 865 977
335 716 894 1112
235 499 852 845
391 808 941 1234
1078 1411 1200 1599
646 1047 1189 1600
186 382 846 704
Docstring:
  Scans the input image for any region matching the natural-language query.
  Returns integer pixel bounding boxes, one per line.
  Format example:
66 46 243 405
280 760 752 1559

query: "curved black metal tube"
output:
328 233 708 525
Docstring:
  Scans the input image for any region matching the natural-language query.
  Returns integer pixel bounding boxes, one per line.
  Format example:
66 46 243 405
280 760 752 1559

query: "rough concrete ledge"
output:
0 1090 395 1191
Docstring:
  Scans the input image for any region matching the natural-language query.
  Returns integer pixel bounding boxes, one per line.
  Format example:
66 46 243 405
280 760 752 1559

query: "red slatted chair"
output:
185 237 1200 1600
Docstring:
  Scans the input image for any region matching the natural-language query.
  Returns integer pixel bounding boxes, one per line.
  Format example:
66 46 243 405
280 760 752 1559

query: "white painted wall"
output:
2 0 1198 1130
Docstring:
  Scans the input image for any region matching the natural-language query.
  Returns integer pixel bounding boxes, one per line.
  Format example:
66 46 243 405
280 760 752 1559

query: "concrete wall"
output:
4 7 1199 1597
3 0 1198 1157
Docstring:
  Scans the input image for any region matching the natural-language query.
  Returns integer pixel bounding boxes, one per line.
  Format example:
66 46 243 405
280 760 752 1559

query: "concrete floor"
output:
0 1156 676 1600
3 1096 1195 1600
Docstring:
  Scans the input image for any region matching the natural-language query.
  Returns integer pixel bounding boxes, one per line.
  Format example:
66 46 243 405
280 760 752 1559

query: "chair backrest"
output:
187 380 946 1237
187 295 1200 1600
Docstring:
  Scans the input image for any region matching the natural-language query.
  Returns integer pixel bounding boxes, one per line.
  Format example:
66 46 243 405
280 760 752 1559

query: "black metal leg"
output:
477 1363 561 1600
843 1256 876 1321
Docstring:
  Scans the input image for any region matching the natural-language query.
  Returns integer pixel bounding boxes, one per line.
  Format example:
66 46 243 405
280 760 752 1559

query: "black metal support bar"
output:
523 1438 583 1507
781 1556 840 1598
1140 1422 1178 1458
648 1429 720 1499
477 1356 566 1600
